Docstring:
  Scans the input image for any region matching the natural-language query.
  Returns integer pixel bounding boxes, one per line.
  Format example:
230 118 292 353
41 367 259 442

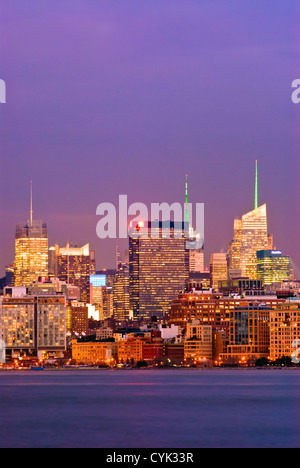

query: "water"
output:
0 368 299 448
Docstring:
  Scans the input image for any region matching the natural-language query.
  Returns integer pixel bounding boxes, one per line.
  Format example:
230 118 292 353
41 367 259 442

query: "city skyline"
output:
2 2 300 451
0 160 296 281
0 1 299 278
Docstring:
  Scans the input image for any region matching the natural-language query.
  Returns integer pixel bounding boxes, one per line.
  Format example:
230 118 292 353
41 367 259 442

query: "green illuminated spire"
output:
255 160 258 212
185 174 189 224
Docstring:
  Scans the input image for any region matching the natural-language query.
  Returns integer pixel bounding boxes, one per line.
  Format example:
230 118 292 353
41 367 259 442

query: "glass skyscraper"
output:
257 250 290 285
50 243 96 303
228 163 269 279
15 219 48 286
129 221 189 320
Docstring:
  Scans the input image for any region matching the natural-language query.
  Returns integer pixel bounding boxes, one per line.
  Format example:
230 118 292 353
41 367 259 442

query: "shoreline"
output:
0 365 299 372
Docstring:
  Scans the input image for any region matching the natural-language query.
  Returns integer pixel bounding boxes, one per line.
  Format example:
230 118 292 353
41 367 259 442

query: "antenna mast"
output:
255 161 258 212
30 180 33 226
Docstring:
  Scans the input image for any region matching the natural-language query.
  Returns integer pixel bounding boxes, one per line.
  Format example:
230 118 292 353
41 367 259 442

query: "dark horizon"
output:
1 1 300 277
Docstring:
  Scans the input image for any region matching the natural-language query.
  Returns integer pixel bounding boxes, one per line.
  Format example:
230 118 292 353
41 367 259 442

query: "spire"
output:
255 160 258 212
185 174 189 224
30 180 33 226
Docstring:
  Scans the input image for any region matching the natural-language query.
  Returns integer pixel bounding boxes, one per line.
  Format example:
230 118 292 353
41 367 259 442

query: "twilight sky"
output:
0 1 300 277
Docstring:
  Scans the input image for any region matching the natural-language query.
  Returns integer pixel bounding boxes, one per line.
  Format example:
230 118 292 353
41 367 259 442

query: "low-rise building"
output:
72 339 117 365
269 301 300 361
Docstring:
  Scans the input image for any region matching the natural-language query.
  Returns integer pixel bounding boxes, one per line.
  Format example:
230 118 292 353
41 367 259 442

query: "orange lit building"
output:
117 336 151 364
72 339 117 365
169 292 285 338
269 302 300 361
220 303 271 366
184 321 213 362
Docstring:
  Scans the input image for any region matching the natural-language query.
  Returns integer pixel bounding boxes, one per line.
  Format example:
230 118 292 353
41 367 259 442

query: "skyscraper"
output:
257 250 290 285
129 221 189 320
14 183 48 286
50 243 96 303
210 253 228 290
113 263 130 322
228 162 269 279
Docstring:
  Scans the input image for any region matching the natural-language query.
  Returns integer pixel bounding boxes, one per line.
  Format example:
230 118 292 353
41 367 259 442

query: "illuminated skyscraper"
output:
257 250 290 286
210 253 228 290
129 221 189 319
229 162 269 279
113 263 130 322
14 183 48 286
50 243 96 303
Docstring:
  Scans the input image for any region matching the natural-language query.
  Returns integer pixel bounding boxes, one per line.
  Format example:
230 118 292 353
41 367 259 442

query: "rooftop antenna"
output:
30 180 33 226
255 160 258 212
185 174 189 224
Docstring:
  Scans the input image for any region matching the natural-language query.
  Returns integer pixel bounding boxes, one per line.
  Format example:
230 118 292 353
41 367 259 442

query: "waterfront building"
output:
184 321 213 362
0 287 66 359
169 291 285 337
220 303 272 366
269 302 300 361
117 336 151 364
72 339 117 365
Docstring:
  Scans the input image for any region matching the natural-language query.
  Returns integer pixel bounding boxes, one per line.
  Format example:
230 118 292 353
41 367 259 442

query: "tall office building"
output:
89 274 113 320
113 263 130 322
14 183 48 286
189 249 205 273
129 221 189 319
89 274 107 305
228 162 269 279
50 243 96 303
210 253 228 290
257 250 290 286
1 287 66 359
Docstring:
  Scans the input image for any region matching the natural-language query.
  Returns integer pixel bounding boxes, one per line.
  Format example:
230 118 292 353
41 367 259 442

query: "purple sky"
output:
0 1 300 277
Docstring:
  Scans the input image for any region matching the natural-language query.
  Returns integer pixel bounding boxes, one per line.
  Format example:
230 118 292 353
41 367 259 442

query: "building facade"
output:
169 291 285 338
0 289 66 359
15 220 48 286
229 204 269 280
269 302 300 361
210 253 228 290
220 303 271 366
129 221 189 320
113 263 130 322
72 339 117 365
257 250 290 286
50 243 96 303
